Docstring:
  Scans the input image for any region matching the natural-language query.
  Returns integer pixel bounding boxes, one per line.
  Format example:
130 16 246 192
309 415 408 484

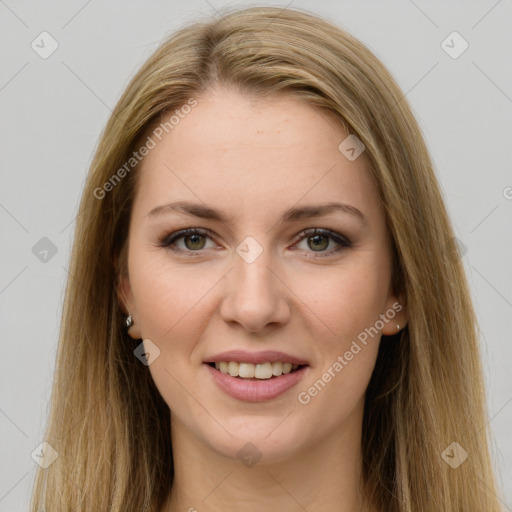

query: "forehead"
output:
132 87 384 227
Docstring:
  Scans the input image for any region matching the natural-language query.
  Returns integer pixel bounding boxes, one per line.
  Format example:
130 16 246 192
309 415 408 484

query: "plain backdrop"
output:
0 1 511 510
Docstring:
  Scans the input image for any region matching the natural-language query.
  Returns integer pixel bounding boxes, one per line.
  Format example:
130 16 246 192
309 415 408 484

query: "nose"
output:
219 246 290 333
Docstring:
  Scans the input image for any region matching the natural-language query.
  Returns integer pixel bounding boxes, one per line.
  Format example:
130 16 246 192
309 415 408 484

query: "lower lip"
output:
205 364 308 402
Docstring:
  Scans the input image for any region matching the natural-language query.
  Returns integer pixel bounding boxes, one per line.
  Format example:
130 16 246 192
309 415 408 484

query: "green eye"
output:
159 227 352 257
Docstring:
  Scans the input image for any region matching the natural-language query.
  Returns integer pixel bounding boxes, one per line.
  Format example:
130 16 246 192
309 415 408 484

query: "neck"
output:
162 409 376 512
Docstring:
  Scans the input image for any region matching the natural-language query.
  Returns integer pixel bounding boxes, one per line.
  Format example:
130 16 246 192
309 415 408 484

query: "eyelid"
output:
158 227 352 257
158 227 216 250
293 228 352 249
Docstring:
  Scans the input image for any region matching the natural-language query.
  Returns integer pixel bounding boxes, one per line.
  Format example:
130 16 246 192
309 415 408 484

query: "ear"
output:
380 290 408 336
113 251 142 339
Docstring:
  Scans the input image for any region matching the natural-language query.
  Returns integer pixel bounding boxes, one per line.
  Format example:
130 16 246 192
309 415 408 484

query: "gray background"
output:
0 0 511 510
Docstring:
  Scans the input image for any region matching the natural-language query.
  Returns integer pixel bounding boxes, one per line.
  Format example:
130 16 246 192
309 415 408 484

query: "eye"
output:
158 228 216 253
293 228 352 257
158 227 352 257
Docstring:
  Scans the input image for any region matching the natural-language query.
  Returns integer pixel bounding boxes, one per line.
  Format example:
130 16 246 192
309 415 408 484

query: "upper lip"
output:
204 350 309 366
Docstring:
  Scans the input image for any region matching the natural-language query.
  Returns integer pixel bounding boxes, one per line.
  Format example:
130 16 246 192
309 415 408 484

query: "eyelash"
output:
157 227 352 258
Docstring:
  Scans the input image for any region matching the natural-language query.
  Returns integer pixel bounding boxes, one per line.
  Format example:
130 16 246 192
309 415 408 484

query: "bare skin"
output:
118 85 407 512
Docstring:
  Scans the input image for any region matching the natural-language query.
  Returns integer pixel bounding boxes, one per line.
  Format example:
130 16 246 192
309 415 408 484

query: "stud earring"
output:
125 313 133 329
396 324 400 332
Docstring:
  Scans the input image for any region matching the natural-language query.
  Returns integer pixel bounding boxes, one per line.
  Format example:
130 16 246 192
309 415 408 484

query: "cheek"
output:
294 259 387 423
129 251 220 341
128 254 218 412
297 259 387 342
296 267 384 421
297 340 379 435
295 260 385 397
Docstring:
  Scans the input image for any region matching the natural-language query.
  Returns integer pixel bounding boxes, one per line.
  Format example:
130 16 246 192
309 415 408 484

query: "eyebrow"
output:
147 200 367 226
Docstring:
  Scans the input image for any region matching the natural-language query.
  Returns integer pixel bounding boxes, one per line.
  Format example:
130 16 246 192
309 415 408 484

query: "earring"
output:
125 313 133 329
396 324 400 332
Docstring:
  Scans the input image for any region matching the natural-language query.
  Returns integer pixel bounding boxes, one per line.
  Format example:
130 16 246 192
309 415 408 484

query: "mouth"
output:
205 361 308 380
204 361 309 402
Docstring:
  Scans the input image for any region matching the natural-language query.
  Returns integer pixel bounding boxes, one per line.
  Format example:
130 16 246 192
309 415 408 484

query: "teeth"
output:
228 361 238 377
239 363 255 378
213 361 300 379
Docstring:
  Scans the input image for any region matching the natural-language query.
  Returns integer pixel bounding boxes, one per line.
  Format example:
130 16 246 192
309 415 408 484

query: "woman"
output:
30 6 503 511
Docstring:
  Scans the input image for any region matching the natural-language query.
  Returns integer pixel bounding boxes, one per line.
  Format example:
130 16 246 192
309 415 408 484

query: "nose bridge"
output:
220 234 289 331
233 234 278 299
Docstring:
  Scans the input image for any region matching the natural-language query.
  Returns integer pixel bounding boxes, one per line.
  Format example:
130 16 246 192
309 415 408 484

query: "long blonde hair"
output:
30 6 503 511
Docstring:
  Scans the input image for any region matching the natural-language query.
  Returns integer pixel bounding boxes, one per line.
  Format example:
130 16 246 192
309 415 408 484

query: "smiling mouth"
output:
207 361 307 380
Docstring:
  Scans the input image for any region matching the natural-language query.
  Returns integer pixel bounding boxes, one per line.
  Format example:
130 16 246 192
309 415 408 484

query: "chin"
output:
201 418 308 464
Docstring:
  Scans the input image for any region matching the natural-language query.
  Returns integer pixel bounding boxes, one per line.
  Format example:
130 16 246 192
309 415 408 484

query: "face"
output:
118 85 406 463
